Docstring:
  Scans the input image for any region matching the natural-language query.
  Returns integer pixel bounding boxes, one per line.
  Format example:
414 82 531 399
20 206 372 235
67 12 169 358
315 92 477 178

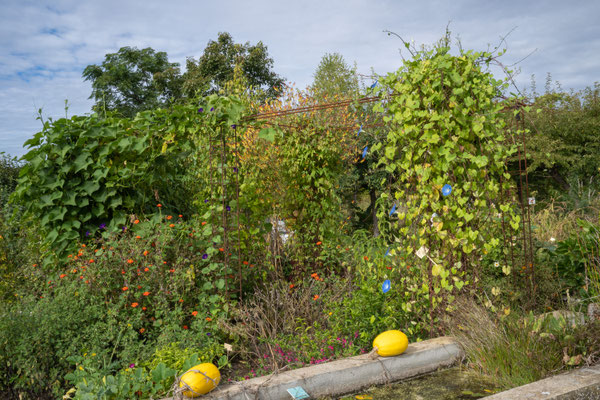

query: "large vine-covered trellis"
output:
207 58 536 315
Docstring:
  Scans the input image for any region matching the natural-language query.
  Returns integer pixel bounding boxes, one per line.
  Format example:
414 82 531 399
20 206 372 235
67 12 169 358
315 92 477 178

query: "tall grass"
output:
448 298 568 390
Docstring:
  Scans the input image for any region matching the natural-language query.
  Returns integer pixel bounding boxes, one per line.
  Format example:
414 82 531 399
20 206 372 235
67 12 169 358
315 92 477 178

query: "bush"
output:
449 298 597 390
11 106 196 260
0 153 20 209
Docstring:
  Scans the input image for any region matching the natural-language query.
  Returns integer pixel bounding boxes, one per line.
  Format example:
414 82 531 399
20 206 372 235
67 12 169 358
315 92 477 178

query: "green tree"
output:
183 32 284 98
523 80 600 195
311 53 358 99
83 46 183 117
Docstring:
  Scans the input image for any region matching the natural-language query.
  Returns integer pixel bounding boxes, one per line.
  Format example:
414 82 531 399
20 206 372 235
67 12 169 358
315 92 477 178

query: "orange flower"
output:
178 214 183 218
169 269 175 273
313 295 320 301
139 328 145 333
167 215 172 220
144 267 149 272
142 306 147 310
289 284 295 289
192 311 198 317
157 204 162 207
121 270 126 274
131 302 139 308
122 286 128 291
219 248 224 252
183 325 188 330
179 299 183 303
59 274 66 279
143 250 149 256
81 244 86 248
205 317 212 322
137 285 141 289
363 256 369 261
169 224 175 228
127 259 134 264
316 241 322 245
201 221 207 226
85 280 89 284
143 291 150 296
134 219 139 224
135 235 141 239
89 259 94 263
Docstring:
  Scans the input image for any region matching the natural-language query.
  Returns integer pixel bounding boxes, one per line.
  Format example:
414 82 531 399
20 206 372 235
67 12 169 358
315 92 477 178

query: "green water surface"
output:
334 367 499 400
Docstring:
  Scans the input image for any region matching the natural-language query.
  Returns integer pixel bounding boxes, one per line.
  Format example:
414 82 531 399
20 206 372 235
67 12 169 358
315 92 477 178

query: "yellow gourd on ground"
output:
373 330 409 357
179 363 221 397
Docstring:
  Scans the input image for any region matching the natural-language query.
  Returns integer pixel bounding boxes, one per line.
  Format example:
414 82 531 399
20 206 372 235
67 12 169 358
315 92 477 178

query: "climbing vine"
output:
372 44 520 330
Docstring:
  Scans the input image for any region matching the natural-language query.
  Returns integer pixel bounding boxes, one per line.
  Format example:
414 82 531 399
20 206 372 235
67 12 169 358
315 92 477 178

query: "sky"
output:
1 0 598 158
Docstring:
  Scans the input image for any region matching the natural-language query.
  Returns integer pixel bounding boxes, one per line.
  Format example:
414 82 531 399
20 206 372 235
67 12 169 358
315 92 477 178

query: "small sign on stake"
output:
287 386 310 400
528 197 536 205
415 246 429 259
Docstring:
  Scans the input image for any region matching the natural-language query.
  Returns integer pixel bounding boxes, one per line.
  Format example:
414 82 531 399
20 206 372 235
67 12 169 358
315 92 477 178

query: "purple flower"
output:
226 206 231 212
85 231 90 237
122 226 127 232
210 107 214 111
198 107 203 113
204 199 209 203
129 363 135 368
233 167 238 173
202 254 208 260
231 124 236 129
99 223 106 230
206 332 212 336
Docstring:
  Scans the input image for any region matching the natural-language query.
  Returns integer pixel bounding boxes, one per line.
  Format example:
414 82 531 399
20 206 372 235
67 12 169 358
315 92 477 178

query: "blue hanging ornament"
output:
362 146 368 159
389 203 397 216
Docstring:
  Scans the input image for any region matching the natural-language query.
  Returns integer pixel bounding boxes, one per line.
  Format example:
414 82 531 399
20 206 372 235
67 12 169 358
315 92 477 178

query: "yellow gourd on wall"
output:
179 363 221 397
373 330 409 357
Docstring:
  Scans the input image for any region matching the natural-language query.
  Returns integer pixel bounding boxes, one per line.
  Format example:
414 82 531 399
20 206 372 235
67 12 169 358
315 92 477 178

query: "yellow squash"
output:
179 363 221 397
373 330 409 357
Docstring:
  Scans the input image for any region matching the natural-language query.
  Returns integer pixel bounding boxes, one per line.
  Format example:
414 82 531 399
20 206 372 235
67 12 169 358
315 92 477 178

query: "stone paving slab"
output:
485 364 600 400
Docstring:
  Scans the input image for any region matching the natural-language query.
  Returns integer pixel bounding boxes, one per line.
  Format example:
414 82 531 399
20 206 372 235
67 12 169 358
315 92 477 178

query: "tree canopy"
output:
311 52 358 99
82 46 183 118
183 32 284 99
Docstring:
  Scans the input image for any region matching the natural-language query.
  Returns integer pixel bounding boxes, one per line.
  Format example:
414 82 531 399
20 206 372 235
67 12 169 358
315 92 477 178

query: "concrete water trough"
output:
163 336 463 400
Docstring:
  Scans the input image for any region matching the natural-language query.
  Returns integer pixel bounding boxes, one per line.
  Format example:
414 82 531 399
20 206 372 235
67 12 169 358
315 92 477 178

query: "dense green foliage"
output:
523 81 600 195
183 32 284 99
311 53 358 99
0 153 20 208
2 35 600 400
372 43 519 332
12 107 196 261
83 47 183 117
